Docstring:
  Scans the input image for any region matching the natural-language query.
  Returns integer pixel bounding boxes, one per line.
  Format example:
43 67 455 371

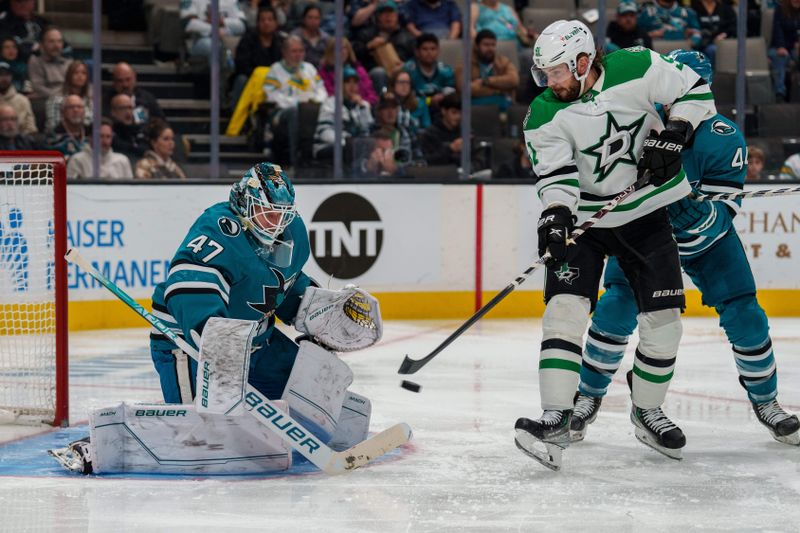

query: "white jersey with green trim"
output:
523 47 716 228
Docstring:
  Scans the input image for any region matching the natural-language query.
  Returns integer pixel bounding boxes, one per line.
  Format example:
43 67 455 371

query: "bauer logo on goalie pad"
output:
218 216 241 237
245 391 322 455
134 409 188 417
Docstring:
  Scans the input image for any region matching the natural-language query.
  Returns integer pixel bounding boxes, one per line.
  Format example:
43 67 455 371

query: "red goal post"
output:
0 151 68 426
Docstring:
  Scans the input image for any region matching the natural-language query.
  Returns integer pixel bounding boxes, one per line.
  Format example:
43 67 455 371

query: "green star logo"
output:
580 112 646 183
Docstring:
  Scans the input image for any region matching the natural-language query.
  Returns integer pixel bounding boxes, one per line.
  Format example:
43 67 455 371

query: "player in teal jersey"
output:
571 50 800 447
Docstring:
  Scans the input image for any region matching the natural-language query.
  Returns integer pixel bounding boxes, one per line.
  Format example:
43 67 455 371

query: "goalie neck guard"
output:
230 162 297 248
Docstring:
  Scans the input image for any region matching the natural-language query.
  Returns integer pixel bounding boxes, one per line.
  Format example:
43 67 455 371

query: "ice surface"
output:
1 318 799 532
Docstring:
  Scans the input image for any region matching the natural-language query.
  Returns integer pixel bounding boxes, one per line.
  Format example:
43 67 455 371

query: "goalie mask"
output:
531 19 596 90
230 162 297 248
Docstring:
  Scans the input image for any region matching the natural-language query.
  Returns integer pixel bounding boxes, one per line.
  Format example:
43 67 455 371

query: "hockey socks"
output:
578 326 628 398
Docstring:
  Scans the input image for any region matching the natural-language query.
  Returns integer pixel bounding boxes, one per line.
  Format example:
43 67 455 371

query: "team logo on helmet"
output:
218 216 241 237
711 120 735 136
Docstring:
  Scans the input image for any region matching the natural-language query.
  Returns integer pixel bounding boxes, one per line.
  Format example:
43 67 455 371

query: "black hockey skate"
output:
627 370 685 459
570 392 602 443
48 436 93 475
752 399 800 446
514 410 572 471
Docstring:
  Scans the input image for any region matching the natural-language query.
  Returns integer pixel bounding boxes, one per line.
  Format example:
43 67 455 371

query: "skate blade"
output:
634 427 682 460
514 430 564 471
569 428 586 443
771 430 800 446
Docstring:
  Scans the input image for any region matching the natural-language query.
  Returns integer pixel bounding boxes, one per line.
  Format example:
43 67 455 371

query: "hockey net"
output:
0 151 68 426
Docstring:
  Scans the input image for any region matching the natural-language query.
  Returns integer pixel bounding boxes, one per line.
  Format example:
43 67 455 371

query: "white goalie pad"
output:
196 317 257 416
329 391 372 452
282 340 353 443
293 285 383 352
88 402 292 475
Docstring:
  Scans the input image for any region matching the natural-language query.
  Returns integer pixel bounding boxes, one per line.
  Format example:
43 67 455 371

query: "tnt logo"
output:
309 193 383 279
0 207 29 292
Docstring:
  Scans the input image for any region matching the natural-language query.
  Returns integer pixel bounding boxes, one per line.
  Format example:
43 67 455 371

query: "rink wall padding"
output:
15 182 799 331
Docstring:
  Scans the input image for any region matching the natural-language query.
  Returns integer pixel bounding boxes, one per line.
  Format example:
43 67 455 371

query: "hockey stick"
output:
65 248 412 475
694 185 800 202
398 174 651 375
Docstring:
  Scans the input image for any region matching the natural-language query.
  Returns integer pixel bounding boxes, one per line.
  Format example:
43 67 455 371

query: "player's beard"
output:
553 77 581 102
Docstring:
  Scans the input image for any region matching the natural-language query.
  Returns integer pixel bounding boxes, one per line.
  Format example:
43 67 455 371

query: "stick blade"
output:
324 423 412 475
397 355 419 374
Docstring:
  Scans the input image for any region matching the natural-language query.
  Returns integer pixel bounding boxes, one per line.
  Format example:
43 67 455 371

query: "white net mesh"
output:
0 162 57 421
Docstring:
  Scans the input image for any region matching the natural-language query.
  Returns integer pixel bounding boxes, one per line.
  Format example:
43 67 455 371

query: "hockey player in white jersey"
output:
515 20 716 470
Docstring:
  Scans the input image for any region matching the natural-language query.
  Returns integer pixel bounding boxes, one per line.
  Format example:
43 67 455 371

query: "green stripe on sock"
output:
539 359 581 373
633 366 674 384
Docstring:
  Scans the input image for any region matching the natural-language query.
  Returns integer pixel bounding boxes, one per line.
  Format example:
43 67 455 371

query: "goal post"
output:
0 151 68 426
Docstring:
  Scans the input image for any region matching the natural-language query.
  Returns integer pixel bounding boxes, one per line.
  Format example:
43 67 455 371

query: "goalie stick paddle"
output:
397 173 651 375
693 185 800 202
64 248 412 475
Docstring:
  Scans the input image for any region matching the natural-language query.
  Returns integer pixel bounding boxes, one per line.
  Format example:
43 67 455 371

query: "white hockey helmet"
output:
531 19 596 88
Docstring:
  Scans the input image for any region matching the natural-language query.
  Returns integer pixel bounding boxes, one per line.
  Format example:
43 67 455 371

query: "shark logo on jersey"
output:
555 263 580 285
218 216 241 237
711 120 735 136
247 268 297 317
581 112 646 183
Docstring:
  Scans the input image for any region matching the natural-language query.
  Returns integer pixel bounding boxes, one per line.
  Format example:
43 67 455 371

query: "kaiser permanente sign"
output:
36 183 800 329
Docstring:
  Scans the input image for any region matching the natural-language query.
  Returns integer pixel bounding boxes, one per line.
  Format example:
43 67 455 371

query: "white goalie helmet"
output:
531 19 596 88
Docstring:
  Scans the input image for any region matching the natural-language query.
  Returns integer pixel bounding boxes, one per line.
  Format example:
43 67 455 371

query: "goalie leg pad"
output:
540 294 591 410
293 285 383 352
196 317 257 416
632 308 681 409
87 402 291 475
281 340 354 443
329 391 372 452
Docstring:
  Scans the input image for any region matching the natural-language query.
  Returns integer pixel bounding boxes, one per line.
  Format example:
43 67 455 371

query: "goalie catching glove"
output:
293 285 383 352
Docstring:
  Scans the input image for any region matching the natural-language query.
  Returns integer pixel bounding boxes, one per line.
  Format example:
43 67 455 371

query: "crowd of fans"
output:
0 0 797 181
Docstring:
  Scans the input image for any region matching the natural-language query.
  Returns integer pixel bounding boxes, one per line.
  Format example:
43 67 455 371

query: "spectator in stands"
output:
135 118 187 180
180 0 246 59
351 0 416 92
1 37 29 93
768 0 800 102
747 146 765 182
313 65 373 159
354 130 400 178
606 1 653 52
67 118 134 180
45 60 92 133
290 5 329 67
231 6 284 106
46 94 87 158
470 0 532 46
264 35 327 167
102 62 164 126
0 103 37 149
419 92 462 166
109 93 147 163
349 0 384 31
638 0 702 48
779 150 800 179
691 0 737 67
27 26 68 101
496 139 535 179
242 0 288 29
390 69 430 140
404 0 461 40
0 61 35 134
318 37 378 105
371 91 415 163
455 29 519 112
0 0 50 61
404 33 456 113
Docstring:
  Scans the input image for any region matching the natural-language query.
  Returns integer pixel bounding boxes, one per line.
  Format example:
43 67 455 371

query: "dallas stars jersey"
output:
150 202 312 352
670 113 746 258
524 47 716 228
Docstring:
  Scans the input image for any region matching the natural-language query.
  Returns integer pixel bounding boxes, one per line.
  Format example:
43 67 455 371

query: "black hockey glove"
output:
537 205 575 268
637 127 685 186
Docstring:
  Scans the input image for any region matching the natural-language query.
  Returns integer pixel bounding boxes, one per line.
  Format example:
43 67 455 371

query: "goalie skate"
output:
570 392 602 442
48 437 93 475
514 410 572 471
752 399 800 446
630 406 685 460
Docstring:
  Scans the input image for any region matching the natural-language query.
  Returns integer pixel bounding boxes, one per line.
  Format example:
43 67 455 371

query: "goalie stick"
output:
398 173 652 375
693 185 800 202
64 248 411 475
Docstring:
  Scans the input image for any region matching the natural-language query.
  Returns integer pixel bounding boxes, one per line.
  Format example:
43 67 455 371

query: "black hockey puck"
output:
400 380 421 393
